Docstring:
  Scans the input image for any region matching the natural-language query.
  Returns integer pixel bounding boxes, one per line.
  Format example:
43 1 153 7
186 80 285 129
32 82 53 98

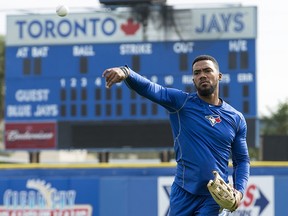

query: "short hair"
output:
192 55 219 71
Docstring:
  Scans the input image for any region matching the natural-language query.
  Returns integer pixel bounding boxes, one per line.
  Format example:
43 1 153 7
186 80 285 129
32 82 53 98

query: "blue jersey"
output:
125 69 250 196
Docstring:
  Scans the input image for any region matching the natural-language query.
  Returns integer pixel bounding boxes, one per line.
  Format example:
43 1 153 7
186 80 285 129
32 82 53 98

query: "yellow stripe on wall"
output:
0 161 288 169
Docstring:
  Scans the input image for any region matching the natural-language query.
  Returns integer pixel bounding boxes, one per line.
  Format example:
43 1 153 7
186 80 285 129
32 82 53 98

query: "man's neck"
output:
197 92 221 106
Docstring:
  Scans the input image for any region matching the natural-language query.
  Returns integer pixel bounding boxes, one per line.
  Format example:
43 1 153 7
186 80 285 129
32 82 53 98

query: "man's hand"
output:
102 66 130 88
234 189 243 208
207 171 242 212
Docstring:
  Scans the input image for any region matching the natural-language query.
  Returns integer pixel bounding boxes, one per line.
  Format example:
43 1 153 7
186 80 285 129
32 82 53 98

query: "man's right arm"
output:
102 66 187 111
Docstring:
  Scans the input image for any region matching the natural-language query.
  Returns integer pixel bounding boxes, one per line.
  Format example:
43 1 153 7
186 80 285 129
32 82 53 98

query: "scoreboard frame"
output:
4 6 258 150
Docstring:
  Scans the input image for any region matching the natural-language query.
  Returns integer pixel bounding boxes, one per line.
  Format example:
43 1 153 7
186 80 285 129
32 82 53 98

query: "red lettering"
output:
243 184 256 207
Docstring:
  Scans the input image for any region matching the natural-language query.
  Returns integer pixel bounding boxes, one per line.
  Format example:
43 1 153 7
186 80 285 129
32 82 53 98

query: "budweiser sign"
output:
7 130 54 141
5 122 57 149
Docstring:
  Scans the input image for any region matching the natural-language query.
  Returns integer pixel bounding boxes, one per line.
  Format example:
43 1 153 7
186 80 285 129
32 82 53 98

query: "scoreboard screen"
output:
4 6 257 149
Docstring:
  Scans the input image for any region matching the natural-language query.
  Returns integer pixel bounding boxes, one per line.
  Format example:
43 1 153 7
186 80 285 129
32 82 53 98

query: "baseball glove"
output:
207 171 241 212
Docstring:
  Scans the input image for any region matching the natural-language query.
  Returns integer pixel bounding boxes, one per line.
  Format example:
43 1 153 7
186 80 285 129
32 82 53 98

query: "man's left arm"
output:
231 115 250 197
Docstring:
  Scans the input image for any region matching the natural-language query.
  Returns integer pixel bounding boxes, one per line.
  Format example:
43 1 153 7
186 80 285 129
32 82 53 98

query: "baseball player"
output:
102 55 250 215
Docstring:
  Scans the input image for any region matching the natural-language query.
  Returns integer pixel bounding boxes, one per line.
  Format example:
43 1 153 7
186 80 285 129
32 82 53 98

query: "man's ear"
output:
219 72 222 81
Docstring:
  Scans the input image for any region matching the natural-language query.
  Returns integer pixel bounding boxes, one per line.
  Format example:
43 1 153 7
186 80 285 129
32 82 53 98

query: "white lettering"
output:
120 43 152 55
173 42 194 54
70 78 77 87
182 75 193 84
6 130 54 141
16 47 29 58
229 40 247 52
95 77 102 86
60 79 66 87
31 46 49 57
151 76 158 83
164 75 174 85
220 74 230 83
34 105 58 117
237 73 253 82
15 89 50 102
7 105 32 117
81 78 88 87
73 45 95 56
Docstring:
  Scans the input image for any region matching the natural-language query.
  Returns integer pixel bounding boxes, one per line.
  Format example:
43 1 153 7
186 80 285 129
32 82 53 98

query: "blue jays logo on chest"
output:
205 115 222 126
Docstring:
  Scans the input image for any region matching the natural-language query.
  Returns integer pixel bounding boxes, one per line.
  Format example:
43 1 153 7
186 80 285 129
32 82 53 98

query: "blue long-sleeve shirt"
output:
125 69 250 195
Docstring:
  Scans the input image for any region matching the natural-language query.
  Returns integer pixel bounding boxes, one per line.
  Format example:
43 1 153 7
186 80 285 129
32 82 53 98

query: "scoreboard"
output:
4 6 258 149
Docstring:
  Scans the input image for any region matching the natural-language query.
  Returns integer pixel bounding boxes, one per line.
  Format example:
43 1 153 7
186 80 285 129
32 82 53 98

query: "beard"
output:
196 84 216 97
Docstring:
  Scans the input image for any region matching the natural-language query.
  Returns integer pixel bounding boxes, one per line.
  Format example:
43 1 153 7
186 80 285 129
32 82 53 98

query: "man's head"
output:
192 55 222 97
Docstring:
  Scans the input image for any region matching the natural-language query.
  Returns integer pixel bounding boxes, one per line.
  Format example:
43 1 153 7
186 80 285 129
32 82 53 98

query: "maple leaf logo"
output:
121 18 140 35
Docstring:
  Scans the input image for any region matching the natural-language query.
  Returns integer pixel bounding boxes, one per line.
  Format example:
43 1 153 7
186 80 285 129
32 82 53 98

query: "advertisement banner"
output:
4 122 57 149
233 176 274 216
157 176 274 216
0 178 96 216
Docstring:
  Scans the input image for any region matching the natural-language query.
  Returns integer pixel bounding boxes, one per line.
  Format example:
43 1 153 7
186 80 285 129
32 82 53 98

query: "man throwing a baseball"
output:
102 55 250 215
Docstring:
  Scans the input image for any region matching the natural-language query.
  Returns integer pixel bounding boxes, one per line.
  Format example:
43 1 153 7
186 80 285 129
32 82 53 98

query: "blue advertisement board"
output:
0 164 286 216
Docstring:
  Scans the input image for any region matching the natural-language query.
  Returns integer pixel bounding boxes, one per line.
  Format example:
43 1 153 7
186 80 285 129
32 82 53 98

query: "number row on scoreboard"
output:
59 84 251 102
58 100 251 119
58 83 252 118
59 103 161 118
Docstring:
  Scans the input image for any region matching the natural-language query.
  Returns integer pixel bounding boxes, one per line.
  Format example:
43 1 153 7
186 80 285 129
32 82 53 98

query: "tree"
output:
0 35 4 119
261 99 288 135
